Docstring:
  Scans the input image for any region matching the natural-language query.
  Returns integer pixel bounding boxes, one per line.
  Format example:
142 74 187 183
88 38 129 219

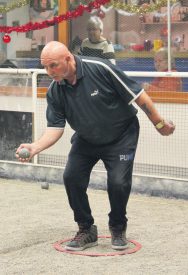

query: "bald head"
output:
41 41 71 61
40 41 76 83
154 47 176 71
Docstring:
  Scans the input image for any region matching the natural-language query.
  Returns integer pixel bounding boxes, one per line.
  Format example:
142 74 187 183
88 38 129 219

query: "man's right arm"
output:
16 128 64 162
32 128 64 153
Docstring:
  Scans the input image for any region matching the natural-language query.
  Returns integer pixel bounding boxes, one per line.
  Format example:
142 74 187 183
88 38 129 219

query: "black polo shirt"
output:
46 55 143 145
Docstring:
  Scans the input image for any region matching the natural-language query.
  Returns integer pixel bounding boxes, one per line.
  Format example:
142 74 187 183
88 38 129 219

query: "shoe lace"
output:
72 229 88 241
112 230 124 240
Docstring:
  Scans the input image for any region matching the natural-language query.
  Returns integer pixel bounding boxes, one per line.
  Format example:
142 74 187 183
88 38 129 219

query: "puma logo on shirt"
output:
91 90 99 96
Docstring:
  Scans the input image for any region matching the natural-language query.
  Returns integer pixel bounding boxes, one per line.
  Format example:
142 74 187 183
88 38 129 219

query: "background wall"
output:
6 6 31 59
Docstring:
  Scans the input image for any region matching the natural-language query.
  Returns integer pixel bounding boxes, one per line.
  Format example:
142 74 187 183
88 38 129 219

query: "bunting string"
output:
0 0 30 14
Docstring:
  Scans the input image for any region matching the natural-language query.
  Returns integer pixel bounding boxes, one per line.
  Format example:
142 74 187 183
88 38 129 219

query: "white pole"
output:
167 0 171 71
32 72 39 165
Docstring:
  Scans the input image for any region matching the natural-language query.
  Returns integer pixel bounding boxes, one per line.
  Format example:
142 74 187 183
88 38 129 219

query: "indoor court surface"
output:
0 179 188 275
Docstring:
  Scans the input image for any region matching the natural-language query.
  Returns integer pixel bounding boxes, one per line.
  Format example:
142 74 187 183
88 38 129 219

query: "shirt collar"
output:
59 55 84 86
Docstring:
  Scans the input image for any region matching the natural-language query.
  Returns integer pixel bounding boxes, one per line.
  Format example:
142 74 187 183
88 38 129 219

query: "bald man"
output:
16 41 175 251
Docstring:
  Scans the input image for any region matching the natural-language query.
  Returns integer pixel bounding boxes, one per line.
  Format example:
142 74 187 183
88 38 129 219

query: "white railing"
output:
0 69 187 181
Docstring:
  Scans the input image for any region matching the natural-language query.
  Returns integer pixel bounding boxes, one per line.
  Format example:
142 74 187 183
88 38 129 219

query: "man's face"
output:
154 53 168 72
41 57 70 82
87 24 101 43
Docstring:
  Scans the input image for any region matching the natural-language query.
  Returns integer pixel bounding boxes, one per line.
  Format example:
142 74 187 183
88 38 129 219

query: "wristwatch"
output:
155 120 165 129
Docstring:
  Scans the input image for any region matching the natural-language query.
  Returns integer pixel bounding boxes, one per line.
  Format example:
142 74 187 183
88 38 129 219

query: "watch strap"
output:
155 120 165 129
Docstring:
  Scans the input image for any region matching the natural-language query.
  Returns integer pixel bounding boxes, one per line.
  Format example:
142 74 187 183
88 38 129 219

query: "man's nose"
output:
46 67 53 75
89 30 96 34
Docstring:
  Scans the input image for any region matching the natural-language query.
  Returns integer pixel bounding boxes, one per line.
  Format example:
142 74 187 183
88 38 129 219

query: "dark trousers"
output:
63 117 139 229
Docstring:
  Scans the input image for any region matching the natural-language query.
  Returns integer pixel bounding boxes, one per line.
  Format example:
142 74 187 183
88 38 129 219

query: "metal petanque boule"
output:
41 182 49 190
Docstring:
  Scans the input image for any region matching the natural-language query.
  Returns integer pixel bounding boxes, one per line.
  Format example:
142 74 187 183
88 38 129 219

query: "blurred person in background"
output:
142 47 182 92
79 16 116 64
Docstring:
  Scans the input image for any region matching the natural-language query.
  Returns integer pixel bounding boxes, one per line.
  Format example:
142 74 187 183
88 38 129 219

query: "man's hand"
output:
15 128 64 163
156 120 175 136
16 144 36 162
135 91 176 136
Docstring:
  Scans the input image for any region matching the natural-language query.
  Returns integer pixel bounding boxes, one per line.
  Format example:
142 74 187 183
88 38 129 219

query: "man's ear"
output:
65 55 71 62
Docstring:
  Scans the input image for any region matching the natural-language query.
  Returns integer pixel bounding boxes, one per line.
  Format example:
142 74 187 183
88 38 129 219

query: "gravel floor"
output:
0 178 188 275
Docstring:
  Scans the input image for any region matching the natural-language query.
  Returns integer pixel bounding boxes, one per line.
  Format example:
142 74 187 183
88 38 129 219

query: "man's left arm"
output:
135 91 175 136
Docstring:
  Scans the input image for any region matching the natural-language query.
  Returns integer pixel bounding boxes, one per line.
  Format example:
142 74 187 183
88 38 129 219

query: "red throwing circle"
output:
53 235 142 257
